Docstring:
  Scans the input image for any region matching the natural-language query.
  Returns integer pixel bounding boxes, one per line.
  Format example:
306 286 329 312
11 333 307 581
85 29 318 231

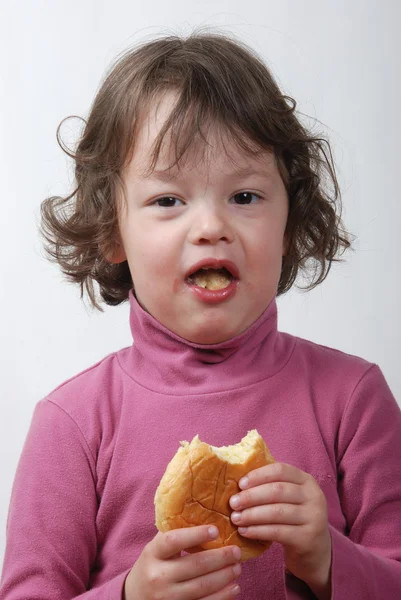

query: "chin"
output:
183 321 246 345
189 332 233 345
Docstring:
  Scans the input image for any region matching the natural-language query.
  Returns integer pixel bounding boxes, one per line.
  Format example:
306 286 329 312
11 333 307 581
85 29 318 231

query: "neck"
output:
117 290 295 395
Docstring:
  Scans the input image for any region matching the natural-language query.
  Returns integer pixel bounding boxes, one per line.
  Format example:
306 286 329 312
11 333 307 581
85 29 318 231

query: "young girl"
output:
1 31 400 600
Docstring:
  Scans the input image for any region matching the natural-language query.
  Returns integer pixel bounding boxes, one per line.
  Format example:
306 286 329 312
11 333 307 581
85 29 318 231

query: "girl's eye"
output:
154 197 184 208
153 192 260 207
231 192 260 205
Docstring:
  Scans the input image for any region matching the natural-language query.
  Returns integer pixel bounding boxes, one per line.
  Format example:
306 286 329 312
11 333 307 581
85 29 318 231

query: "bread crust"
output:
154 430 275 560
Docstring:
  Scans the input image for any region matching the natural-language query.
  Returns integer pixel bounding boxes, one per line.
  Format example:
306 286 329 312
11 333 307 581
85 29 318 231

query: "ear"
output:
109 244 127 264
103 241 127 264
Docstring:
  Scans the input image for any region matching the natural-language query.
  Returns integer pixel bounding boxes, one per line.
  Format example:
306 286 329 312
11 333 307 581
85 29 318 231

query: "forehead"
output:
124 91 276 181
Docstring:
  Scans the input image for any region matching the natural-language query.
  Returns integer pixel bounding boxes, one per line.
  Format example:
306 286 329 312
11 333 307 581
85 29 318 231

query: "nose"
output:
188 202 234 245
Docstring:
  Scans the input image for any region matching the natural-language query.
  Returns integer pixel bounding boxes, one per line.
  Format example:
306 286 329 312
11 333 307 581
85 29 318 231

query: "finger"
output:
231 503 305 527
174 560 242 600
202 582 241 599
153 525 219 560
238 523 297 545
173 545 242 583
230 481 303 511
239 462 308 491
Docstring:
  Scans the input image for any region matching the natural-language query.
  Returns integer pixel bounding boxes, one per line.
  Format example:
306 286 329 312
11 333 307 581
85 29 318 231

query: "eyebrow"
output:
144 166 272 182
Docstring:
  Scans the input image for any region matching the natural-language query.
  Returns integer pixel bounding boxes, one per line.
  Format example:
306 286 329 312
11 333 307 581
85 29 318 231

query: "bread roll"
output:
154 429 275 561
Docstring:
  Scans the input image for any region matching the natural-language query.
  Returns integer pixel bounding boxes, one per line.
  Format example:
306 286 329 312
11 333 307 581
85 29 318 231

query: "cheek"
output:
126 237 177 291
248 234 283 270
245 231 285 295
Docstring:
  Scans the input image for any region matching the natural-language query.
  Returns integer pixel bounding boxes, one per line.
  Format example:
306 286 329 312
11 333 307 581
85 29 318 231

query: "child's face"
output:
117 93 289 344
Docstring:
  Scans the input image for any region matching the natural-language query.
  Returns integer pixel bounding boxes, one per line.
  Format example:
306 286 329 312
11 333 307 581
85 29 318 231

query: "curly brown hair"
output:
40 29 353 311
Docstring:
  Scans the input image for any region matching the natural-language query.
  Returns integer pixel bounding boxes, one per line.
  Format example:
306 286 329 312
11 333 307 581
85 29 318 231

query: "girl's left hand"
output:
229 462 332 592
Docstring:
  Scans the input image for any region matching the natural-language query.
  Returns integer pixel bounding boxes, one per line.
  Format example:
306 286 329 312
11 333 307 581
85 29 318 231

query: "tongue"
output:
190 268 232 290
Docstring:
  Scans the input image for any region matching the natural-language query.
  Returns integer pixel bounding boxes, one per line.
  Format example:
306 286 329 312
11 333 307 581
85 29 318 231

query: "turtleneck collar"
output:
118 290 295 395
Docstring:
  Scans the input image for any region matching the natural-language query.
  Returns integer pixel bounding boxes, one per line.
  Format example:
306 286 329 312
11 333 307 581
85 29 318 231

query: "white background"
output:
0 0 400 569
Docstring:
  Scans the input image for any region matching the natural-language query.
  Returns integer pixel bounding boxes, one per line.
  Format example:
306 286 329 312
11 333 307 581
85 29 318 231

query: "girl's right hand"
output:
123 525 242 599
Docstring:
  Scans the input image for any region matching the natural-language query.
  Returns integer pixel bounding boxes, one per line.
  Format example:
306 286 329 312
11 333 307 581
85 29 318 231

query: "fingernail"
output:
239 477 249 489
238 527 248 534
231 511 241 523
233 563 241 576
230 584 240 596
232 546 242 560
230 495 240 509
208 526 219 539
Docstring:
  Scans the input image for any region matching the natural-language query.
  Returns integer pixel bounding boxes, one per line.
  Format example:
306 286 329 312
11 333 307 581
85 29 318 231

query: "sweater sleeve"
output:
285 364 401 600
0 399 131 600
329 364 401 598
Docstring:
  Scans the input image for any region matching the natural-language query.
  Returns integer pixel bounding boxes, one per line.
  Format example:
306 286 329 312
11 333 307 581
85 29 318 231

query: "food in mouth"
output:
187 267 233 290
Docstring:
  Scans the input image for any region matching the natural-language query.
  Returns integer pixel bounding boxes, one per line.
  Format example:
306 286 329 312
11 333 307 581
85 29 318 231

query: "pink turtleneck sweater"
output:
1 291 401 599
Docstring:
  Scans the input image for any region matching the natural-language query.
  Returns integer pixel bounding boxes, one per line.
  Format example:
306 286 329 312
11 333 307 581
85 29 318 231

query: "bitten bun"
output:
154 429 275 561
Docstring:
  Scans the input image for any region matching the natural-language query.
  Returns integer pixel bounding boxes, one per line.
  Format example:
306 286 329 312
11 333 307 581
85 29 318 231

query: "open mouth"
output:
186 267 234 290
